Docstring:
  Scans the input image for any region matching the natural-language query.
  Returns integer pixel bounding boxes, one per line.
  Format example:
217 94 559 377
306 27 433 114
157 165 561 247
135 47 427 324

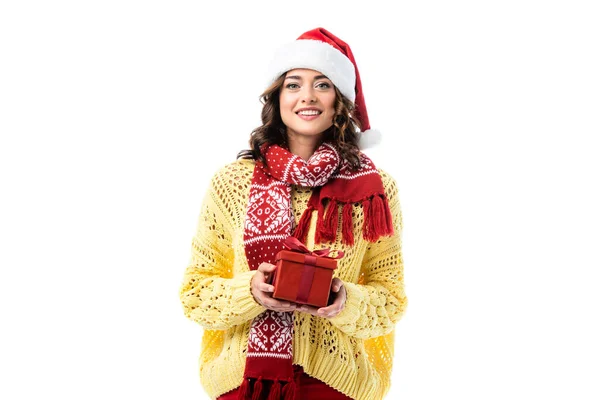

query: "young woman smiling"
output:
180 28 408 400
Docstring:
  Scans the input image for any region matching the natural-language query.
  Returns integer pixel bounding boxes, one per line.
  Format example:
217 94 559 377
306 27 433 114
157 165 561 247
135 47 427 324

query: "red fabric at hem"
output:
217 365 353 400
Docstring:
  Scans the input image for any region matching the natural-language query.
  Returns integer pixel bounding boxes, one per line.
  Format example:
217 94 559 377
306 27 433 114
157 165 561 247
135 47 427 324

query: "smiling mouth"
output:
296 110 322 116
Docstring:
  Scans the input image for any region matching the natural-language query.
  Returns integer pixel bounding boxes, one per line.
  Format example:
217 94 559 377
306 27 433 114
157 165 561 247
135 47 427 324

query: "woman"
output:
180 28 408 400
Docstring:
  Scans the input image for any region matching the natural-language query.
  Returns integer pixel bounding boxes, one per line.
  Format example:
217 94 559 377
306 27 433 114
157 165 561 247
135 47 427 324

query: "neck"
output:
286 132 322 161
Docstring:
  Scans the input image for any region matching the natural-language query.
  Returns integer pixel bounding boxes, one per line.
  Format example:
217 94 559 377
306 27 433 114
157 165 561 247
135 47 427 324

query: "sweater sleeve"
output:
328 171 408 339
179 165 265 330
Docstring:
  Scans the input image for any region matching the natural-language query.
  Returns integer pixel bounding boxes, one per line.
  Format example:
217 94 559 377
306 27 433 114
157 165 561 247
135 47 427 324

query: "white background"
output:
1 1 599 399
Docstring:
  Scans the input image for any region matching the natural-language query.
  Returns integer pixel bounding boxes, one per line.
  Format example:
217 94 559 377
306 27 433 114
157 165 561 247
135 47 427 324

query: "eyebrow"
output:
284 75 329 81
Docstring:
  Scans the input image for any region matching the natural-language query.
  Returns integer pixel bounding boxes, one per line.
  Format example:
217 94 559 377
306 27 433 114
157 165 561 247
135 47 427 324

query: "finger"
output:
262 298 294 310
253 290 293 308
317 305 335 315
256 282 274 293
270 305 297 312
258 262 277 273
323 310 341 318
319 295 345 313
319 306 343 318
298 304 320 316
331 278 344 292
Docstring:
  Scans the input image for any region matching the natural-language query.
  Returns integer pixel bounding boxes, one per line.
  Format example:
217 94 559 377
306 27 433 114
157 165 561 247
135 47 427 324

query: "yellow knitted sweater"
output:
179 159 407 400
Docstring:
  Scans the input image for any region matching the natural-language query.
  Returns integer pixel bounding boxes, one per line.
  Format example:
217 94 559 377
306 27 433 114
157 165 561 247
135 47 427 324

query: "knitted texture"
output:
180 159 408 400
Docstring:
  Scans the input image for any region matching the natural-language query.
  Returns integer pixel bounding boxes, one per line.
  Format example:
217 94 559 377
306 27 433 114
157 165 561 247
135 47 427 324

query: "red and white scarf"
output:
240 143 393 399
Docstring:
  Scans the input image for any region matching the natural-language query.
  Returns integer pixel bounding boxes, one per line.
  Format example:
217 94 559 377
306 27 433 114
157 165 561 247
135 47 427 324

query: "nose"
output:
301 86 317 103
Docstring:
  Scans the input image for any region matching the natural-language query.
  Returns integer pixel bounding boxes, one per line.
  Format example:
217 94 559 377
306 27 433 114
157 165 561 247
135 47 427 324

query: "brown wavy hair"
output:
237 73 363 170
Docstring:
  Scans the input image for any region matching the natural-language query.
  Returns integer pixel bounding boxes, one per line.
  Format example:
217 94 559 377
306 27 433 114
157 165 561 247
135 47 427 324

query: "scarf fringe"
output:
361 199 373 241
308 194 394 246
238 377 294 400
314 200 326 244
363 194 394 241
315 195 394 245
251 377 263 400
321 198 339 242
237 378 250 400
383 195 395 234
267 379 282 400
341 202 354 245
282 379 296 400
292 206 313 243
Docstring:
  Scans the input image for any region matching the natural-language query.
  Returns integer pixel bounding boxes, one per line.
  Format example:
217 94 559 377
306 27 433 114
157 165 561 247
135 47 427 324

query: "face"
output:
279 68 336 140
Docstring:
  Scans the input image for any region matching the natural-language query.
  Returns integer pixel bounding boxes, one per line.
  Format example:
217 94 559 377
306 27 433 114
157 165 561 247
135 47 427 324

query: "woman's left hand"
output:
298 278 346 318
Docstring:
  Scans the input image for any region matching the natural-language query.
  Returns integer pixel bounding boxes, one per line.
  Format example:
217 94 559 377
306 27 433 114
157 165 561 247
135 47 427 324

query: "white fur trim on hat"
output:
267 39 356 102
358 129 382 149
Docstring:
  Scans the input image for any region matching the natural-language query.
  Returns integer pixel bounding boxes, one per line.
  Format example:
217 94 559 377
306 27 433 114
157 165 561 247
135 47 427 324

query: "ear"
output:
357 129 382 149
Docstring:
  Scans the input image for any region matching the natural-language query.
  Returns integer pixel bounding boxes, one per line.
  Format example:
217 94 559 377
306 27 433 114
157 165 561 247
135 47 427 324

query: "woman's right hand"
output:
251 262 297 312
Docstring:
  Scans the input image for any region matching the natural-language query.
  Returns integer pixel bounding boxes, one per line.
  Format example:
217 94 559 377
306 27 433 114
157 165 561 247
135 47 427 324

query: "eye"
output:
316 82 331 89
285 83 300 89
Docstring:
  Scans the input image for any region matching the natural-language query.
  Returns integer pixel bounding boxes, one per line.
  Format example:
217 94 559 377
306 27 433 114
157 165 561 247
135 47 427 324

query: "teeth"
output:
298 110 320 116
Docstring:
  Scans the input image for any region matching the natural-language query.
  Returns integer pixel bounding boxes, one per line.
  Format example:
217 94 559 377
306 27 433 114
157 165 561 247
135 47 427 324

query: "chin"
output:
287 127 328 138
299 130 327 137
296 124 333 137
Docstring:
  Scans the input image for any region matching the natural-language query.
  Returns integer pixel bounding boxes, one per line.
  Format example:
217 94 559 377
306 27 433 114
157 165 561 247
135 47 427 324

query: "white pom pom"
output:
357 129 382 149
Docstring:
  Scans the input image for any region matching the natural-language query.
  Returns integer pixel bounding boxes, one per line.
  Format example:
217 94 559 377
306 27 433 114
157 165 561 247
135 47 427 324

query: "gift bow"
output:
283 236 344 259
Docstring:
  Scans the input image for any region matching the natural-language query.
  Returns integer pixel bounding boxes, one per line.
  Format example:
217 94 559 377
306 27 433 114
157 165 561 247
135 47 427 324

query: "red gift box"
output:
270 237 344 308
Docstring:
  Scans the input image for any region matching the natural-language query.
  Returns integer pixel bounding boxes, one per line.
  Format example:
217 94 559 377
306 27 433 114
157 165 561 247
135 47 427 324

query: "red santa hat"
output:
267 27 381 148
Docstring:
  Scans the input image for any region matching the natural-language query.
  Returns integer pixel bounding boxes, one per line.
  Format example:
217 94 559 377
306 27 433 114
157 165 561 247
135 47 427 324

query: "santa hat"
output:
267 27 381 148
